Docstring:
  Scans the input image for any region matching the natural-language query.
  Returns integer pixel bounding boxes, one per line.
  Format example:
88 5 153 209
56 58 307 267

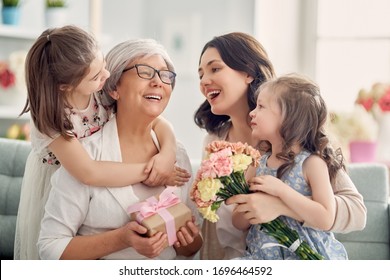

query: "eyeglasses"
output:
122 64 176 85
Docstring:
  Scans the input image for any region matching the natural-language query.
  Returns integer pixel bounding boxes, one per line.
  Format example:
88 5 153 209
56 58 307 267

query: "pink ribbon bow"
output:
127 187 180 246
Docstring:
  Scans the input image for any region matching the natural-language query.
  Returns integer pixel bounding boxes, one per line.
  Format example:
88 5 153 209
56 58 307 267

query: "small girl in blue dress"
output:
232 73 348 260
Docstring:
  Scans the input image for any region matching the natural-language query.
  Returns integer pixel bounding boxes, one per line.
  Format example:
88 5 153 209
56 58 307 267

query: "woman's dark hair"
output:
193 32 275 135
21 25 98 139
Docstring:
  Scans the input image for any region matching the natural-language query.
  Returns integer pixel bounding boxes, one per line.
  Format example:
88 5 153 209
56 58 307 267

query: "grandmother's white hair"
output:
102 38 175 107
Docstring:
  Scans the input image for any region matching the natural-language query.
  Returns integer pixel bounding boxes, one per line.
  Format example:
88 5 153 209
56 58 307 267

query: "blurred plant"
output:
2 0 20 7
0 61 16 89
328 105 379 161
356 83 390 117
330 105 379 143
46 0 66 7
8 51 27 91
0 51 27 91
6 123 30 141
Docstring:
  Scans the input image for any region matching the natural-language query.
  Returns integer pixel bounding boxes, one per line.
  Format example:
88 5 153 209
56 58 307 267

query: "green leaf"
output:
211 200 223 211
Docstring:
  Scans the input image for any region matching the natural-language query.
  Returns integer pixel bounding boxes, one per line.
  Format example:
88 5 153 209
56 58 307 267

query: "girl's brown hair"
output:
258 74 345 183
21 25 98 139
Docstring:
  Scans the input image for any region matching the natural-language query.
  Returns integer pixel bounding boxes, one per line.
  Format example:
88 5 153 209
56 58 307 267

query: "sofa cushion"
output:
335 163 390 260
0 138 31 259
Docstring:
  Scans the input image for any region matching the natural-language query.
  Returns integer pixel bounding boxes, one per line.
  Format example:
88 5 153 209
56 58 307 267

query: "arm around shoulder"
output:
49 135 147 187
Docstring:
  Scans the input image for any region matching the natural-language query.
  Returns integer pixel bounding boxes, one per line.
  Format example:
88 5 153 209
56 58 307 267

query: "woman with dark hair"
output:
195 32 366 259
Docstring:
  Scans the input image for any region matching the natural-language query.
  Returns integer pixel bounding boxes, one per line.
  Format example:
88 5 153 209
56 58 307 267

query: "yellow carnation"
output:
198 206 219 223
197 178 223 202
232 154 252 172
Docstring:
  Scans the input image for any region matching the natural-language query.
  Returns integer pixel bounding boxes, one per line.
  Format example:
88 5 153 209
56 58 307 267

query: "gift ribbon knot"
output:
127 187 180 246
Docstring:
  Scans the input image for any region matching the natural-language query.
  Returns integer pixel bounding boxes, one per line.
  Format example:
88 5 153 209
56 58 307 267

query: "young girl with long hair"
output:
232 74 348 259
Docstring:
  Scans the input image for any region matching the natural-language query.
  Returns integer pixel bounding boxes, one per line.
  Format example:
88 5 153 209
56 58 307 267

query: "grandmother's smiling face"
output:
114 54 173 120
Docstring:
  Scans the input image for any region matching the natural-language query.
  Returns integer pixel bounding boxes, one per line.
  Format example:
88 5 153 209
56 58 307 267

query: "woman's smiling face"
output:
198 47 251 116
116 54 173 119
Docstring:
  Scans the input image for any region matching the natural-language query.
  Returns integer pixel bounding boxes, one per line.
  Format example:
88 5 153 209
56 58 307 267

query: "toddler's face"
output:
249 87 282 142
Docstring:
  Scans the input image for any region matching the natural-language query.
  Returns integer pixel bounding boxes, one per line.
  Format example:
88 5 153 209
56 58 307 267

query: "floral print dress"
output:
239 151 348 260
14 91 111 260
40 91 110 165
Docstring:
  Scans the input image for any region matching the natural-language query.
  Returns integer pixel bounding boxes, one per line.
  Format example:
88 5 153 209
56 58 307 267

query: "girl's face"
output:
198 47 253 116
114 54 173 119
72 50 110 98
249 87 282 142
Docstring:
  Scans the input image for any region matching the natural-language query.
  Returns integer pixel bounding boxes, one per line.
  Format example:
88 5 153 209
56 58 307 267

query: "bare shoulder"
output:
303 154 327 166
302 154 329 179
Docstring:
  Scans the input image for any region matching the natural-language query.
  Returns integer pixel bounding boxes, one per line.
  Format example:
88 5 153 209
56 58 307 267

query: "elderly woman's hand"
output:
122 221 167 258
173 217 203 257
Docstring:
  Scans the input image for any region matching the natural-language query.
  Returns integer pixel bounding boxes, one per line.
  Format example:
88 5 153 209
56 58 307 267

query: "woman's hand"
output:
174 217 203 257
164 166 191 187
122 221 167 258
226 192 284 225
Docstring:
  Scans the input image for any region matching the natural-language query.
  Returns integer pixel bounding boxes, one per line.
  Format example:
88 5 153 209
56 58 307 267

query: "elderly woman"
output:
38 39 202 260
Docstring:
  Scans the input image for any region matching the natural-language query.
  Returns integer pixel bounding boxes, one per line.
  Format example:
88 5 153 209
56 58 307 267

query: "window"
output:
315 0 390 112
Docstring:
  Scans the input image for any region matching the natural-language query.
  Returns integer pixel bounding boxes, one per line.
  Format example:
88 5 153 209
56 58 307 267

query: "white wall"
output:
254 0 304 77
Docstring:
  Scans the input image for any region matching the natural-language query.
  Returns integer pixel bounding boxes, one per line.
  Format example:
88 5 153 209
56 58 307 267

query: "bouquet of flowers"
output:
190 140 324 260
190 140 260 222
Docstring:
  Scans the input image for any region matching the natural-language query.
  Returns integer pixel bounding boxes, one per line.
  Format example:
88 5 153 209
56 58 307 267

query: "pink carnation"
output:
200 147 233 178
230 142 246 154
206 140 232 153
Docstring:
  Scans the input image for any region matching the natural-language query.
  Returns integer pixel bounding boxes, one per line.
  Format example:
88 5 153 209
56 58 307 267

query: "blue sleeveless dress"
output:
239 151 348 260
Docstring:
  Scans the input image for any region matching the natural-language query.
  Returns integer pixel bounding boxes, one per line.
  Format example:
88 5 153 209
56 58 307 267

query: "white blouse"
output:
38 116 199 260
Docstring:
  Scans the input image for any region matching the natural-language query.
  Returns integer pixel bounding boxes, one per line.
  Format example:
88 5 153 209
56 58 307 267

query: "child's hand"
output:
164 166 191 187
143 153 174 187
249 175 286 197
